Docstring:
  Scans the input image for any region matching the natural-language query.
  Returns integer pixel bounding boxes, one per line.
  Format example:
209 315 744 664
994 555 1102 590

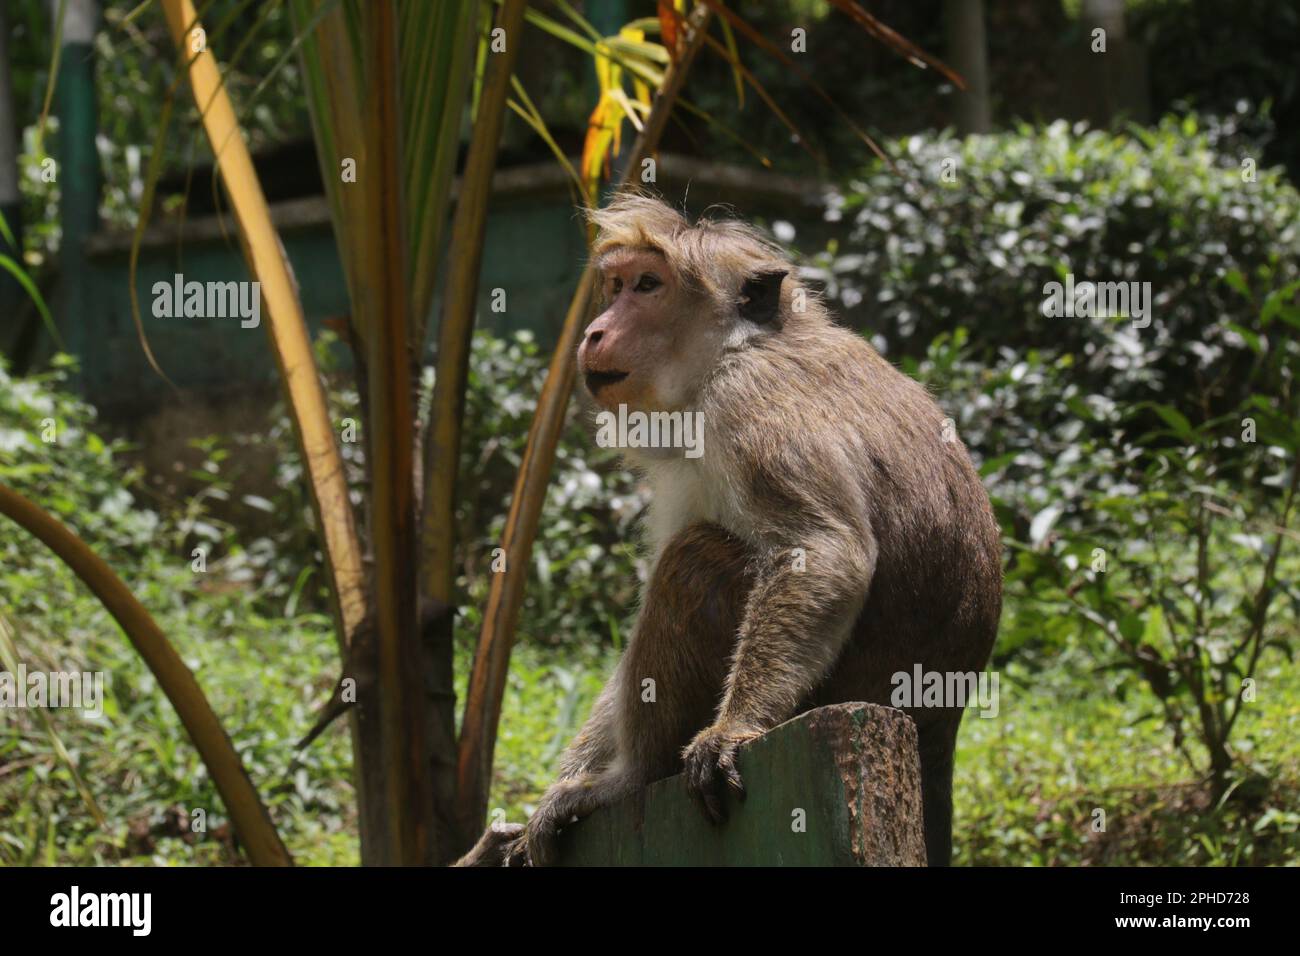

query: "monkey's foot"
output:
453 822 525 867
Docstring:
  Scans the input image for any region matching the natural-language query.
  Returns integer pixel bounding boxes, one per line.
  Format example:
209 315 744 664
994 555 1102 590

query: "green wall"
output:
80 191 590 414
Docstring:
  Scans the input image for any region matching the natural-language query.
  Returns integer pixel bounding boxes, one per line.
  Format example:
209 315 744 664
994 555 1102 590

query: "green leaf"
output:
0 254 62 349
1142 605 1167 647
1259 278 1300 327
1222 269 1251 300
1150 403 1196 441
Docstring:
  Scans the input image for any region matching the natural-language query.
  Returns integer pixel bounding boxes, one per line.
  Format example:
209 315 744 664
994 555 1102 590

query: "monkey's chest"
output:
643 461 752 557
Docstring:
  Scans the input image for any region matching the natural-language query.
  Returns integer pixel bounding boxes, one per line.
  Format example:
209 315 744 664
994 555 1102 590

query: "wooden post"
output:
52 0 101 379
0 2 24 324
557 703 926 866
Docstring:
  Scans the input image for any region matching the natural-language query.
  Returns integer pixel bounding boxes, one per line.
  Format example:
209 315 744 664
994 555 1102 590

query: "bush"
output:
0 355 160 569
0 356 354 864
813 114 1300 430
450 331 646 648
889 190 1300 794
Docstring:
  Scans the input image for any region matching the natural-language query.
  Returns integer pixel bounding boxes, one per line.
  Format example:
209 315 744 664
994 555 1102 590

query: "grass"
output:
0 521 611 866
955 658 1300 865
3 549 1297 866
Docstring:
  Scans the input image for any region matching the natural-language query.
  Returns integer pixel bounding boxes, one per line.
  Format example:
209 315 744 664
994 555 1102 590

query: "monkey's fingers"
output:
719 750 747 801
502 837 529 867
685 746 728 824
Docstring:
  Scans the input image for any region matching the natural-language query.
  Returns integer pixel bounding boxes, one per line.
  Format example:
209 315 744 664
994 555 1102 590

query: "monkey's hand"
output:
682 721 761 824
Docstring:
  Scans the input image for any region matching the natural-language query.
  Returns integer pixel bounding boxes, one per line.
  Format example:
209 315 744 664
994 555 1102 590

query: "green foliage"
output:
450 331 645 649
8 0 313 259
0 354 158 558
955 654 1300 866
908 297 1299 792
997 374 1299 795
876 119 1300 794
818 114 1300 427
0 355 352 865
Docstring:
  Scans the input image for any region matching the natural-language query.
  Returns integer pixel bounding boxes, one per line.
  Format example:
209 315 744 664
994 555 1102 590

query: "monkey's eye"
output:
633 274 662 293
610 277 623 296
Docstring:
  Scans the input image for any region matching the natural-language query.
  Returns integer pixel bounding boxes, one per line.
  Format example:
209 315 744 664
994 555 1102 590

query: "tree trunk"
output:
943 0 991 135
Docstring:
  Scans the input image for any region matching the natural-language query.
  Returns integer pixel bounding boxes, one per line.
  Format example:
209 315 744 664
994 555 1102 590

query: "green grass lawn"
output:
2 548 1297 866
955 658 1300 865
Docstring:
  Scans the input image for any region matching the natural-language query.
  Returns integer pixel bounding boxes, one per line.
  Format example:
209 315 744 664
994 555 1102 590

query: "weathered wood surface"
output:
557 703 926 866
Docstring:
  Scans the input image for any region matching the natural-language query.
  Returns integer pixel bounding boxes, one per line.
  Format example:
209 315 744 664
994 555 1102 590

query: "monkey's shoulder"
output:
711 331 942 447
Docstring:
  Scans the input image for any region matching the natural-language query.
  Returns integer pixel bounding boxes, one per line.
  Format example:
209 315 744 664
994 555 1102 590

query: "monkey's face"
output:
580 247 723 412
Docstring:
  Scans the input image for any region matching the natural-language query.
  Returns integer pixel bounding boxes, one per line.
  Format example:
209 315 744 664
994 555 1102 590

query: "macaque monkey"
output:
463 193 1001 867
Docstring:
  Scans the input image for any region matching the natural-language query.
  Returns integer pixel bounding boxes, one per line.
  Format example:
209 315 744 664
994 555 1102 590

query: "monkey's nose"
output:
586 329 604 346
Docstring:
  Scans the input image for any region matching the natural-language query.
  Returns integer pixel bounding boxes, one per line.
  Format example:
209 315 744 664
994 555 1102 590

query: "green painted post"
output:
52 0 102 381
586 0 630 49
556 703 928 866
0 4 25 329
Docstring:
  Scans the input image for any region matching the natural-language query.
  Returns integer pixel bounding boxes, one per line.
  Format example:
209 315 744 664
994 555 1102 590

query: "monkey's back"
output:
817 330 1002 718
709 319 1002 720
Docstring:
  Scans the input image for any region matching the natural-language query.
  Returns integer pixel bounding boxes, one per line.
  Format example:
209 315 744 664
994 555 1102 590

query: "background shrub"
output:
813 114 1300 432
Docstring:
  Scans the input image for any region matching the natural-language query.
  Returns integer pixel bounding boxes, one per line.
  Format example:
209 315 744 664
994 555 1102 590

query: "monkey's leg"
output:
617 522 755 780
506 768 642 866
916 713 962 867
507 522 753 866
546 520 750 783
452 822 525 867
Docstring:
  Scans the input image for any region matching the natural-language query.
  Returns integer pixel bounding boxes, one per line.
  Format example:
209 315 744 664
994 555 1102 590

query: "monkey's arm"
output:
683 521 875 822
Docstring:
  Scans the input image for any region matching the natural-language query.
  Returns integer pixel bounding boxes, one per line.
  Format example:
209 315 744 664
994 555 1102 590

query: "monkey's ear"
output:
738 270 788 325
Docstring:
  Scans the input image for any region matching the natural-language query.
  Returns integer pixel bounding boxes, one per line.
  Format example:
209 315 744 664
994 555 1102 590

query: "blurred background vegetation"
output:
1 0 1298 865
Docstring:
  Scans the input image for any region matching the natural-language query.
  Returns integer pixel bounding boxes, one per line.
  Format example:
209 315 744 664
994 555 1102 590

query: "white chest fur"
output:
638 455 750 559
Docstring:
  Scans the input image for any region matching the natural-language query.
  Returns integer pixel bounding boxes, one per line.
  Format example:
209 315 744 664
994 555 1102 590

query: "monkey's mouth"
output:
584 369 629 396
